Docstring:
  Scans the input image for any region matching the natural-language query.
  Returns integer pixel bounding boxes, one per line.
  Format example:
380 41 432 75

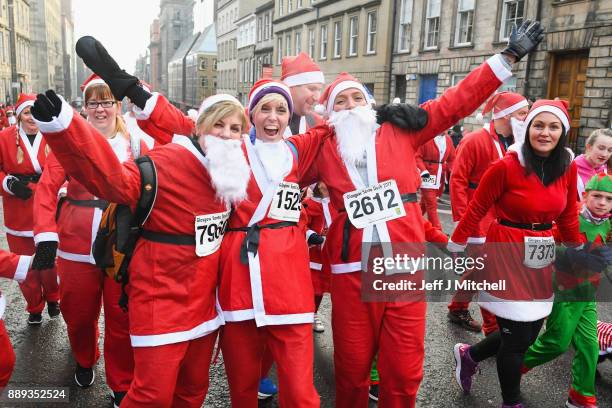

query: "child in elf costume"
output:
522 173 612 408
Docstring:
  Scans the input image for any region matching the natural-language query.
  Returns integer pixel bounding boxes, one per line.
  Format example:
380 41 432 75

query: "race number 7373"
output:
194 210 231 257
523 236 555 269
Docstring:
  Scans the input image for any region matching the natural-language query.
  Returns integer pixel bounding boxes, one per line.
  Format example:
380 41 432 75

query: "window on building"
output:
199 58 207 70
424 0 441 49
398 0 413 51
279 0 284 16
264 13 271 40
366 12 377 54
277 37 283 64
286 34 291 56
213 59 217 70
308 28 315 57
288 0 293 13
333 21 342 58
348 16 358 56
320 24 328 60
498 76 517 92
201 77 208 87
500 0 524 41
295 32 302 54
250 57 255 83
451 73 467 86
0 34 4 64
298 0 303 8
455 0 474 45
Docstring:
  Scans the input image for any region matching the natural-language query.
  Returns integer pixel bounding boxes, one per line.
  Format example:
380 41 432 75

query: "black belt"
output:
13 173 40 183
228 221 297 264
67 198 109 210
423 160 442 164
340 192 417 262
141 229 196 245
468 182 478 189
499 219 553 231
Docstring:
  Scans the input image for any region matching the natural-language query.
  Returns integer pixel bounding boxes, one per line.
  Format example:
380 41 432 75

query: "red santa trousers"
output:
446 244 498 335
0 320 15 387
419 188 442 230
221 320 319 407
6 234 59 314
331 272 426 408
56 258 133 392
121 332 217 408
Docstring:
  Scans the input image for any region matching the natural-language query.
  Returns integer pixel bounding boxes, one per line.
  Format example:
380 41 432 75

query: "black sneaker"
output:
74 364 95 387
448 310 482 333
368 384 379 401
27 313 43 325
47 302 60 319
112 391 126 408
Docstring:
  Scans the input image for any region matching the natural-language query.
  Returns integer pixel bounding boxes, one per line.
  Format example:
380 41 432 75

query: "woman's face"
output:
528 112 563 157
585 135 612 168
19 107 39 134
197 112 244 152
253 99 289 142
85 97 118 133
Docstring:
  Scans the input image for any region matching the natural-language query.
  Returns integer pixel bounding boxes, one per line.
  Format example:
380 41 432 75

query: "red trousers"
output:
221 320 319 407
331 273 426 408
57 258 134 392
447 243 499 336
0 320 15 387
419 188 441 229
6 235 59 314
121 332 217 408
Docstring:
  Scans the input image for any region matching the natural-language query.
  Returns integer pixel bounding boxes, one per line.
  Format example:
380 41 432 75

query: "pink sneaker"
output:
453 343 478 394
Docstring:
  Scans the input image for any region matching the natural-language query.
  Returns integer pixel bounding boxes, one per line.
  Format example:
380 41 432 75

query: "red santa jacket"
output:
0 109 9 129
0 249 31 319
0 125 50 237
35 103 227 347
416 134 455 191
34 130 148 264
283 113 325 138
303 197 338 271
451 147 583 321
295 54 512 275
134 93 195 144
450 122 508 241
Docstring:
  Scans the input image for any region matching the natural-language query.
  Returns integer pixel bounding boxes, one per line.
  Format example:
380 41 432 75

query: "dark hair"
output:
521 118 572 186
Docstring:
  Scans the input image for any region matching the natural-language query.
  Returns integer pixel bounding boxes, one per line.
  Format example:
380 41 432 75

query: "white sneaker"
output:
313 314 324 333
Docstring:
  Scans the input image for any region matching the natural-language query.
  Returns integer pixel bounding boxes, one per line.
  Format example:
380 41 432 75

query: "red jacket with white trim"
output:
0 249 31 319
416 134 455 190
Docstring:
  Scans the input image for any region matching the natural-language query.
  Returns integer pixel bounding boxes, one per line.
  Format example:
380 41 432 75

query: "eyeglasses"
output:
86 100 116 109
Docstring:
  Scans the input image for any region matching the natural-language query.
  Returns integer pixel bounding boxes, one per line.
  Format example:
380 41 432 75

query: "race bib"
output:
421 174 438 188
523 236 555 269
194 210 231 257
268 181 301 222
343 180 406 229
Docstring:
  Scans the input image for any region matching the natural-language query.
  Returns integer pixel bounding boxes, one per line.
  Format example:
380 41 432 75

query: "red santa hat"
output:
525 99 571 131
247 79 293 124
281 52 325 87
197 93 243 122
80 73 108 98
15 93 36 117
477 91 528 122
316 72 373 115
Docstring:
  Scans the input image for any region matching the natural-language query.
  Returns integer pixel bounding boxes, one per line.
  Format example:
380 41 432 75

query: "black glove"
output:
32 241 58 270
556 244 606 273
502 20 545 62
31 90 62 122
76 36 141 102
375 103 428 130
592 245 612 265
307 233 325 246
421 171 431 182
5 176 32 200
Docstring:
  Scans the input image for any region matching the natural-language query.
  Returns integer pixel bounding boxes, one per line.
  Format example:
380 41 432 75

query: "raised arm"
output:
133 93 195 145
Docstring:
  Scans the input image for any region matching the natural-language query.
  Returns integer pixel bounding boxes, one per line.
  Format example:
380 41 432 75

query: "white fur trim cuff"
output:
447 240 467 252
306 230 316 240
33 96 74 133
34 232 59 245
486 54 513 83
283 71 325 87
4 227 33 237
2 175 15 195
132 92 160 120
14 255 32 282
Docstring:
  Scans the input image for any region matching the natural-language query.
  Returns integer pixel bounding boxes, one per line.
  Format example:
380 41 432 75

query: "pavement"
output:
1 196 611 407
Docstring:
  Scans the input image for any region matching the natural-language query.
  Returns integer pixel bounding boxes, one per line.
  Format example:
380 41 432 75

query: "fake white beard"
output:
254 139 292 182
510 117 527 147
329 104 377 166
204 135 251 206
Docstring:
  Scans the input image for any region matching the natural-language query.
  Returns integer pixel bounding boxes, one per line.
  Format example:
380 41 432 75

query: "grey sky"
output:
73 0 161 73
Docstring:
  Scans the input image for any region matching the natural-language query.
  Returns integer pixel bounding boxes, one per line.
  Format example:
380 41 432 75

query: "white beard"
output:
329 105 377 166
254 139 292 181
204 135 251 207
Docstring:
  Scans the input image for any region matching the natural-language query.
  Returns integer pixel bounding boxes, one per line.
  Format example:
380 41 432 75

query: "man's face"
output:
585 190 612 217
332 88 368 112
290 83 323 116
496 106 529 137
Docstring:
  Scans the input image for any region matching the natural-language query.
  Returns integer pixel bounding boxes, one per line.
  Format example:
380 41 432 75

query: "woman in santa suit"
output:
449 100 597 408
32 75 144 404
416 132 455 230
0 93 59 324
0 250 32 388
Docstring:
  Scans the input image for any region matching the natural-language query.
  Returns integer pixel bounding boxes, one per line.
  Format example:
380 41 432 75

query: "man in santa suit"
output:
448 91 530 334
416 132 456 230
291 19 544 407
0 249 32 389
0 93 59 325
281 52 325 137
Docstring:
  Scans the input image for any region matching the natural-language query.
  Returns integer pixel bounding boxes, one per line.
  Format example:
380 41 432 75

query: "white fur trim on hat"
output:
198 94 242 117
492 99 529 119
525 105 570 131
82 78 107 97
283 71 325 87
326 80 371 113
15 100 34 117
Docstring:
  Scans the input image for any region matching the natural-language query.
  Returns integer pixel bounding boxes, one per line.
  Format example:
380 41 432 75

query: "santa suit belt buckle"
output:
499 219 553 231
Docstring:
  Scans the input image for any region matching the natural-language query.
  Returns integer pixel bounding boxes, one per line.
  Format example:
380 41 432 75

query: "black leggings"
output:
468 315 545 405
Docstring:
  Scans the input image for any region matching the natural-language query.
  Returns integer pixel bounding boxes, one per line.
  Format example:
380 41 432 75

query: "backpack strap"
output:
134 155 157 226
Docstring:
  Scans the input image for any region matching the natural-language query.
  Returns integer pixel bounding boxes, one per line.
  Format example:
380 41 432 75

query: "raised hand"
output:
502 20 545 62
31 90 63 122
375 103 429 130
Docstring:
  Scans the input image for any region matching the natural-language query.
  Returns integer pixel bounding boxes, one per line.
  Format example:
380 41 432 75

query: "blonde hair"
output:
586 128 612 147
197 100 248 134
84 83 128 138
250 93 289 117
